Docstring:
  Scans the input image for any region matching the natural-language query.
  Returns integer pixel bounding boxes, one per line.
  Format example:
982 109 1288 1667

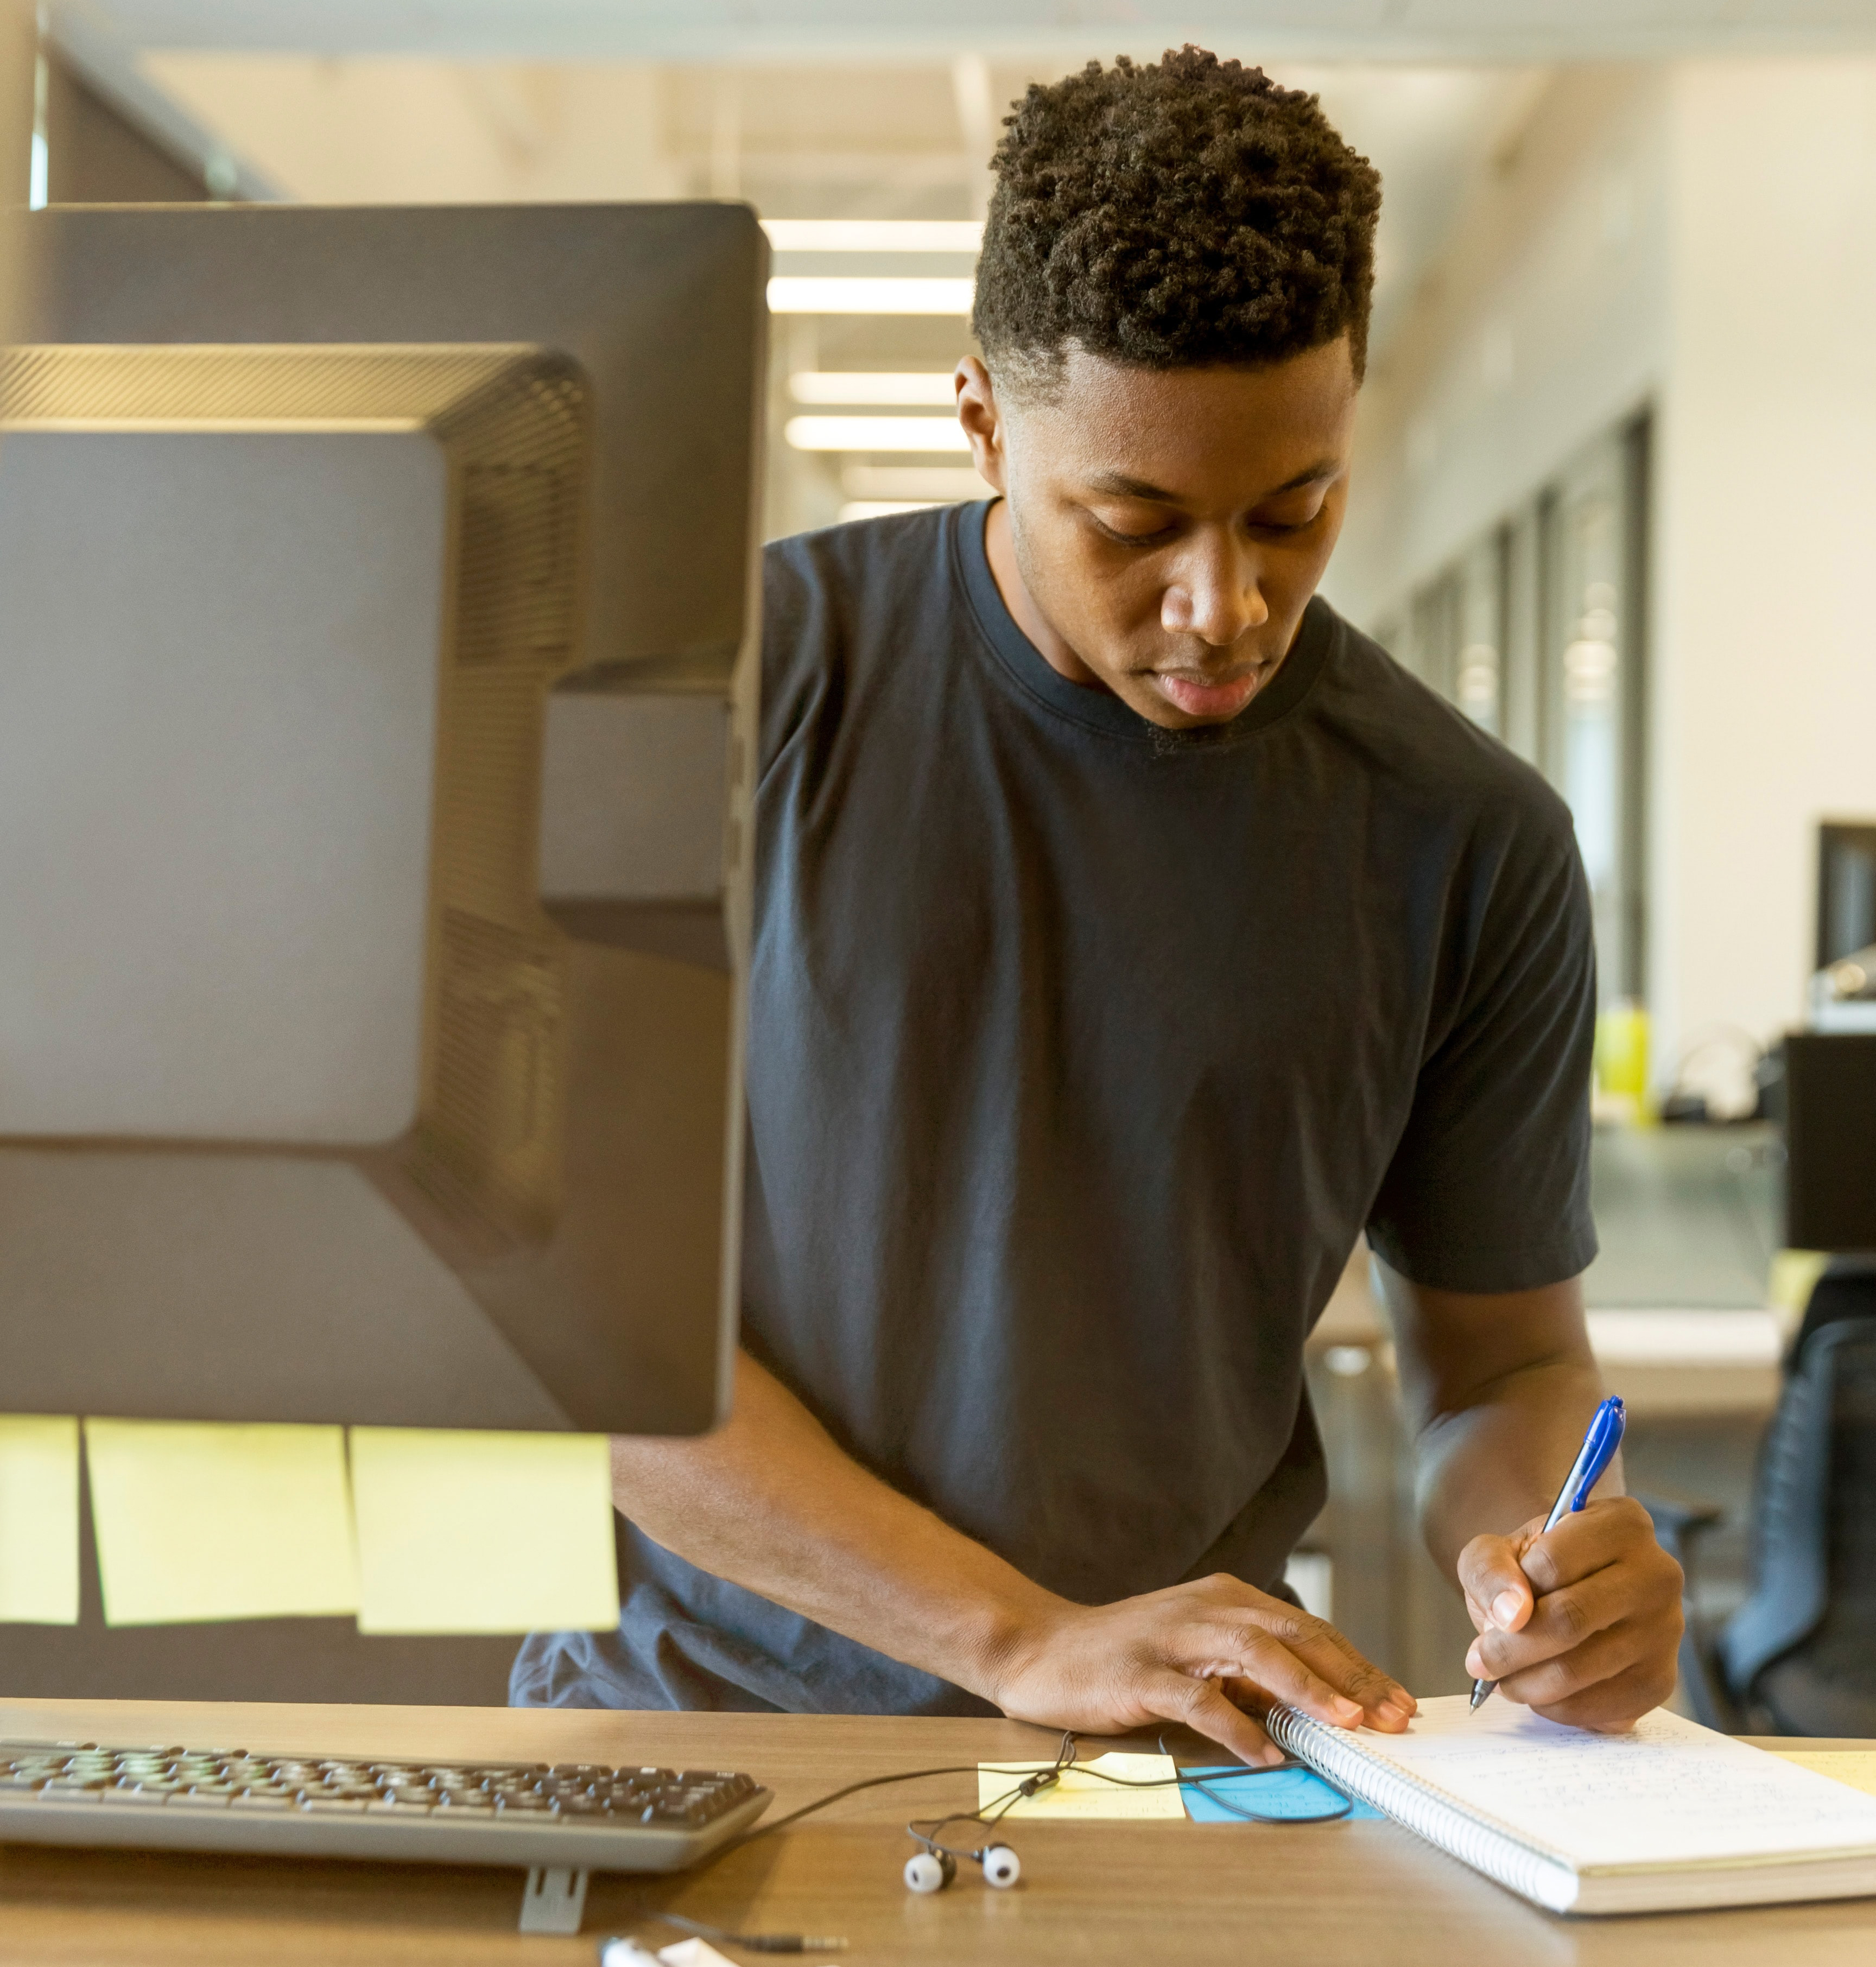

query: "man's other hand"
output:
983 1574 1415 1767
1458 1496 1682 1729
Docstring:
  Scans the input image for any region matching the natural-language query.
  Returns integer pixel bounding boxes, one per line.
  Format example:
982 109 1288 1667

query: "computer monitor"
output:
1783 1032 1876 1254
0 204 766 1438
1818 821 1876 970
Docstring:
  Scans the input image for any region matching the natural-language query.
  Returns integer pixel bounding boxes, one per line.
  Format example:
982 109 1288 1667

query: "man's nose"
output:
1159 535 1270 647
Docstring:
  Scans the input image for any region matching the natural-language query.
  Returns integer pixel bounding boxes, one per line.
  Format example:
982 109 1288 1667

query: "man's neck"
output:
982 497 1110 693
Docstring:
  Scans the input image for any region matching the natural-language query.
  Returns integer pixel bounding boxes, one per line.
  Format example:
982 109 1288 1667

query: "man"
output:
514 49 1683 1763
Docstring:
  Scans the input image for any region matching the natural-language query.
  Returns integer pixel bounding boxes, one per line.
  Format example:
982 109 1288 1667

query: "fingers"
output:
1284 1617 1418 1729
1461 1507 1683 1724
1529 1654 1679 1733
1456 1532 1536 1638
1465 1559 1634 1683
986 1575 1417 1758
1176 1586 1414 1731
1139 1670 1283 1768
1517 1496 1663 1594
1481 1617 1643 1707
1183 1618 1366 1731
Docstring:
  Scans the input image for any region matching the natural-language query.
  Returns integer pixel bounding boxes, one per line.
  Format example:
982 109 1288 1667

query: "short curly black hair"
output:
973 48 1383 391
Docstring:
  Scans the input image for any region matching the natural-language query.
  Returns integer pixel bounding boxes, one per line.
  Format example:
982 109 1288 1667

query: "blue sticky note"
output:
1180 1765 1380 1823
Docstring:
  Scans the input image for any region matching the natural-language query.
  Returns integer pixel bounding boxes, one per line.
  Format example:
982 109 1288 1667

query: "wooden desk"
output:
0 1699 1870 1965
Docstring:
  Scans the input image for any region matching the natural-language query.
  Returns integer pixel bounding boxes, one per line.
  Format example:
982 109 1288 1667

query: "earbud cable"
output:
608 1730 1352 1958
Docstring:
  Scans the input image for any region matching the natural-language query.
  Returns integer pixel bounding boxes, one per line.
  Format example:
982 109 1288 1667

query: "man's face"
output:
958 339 1359 730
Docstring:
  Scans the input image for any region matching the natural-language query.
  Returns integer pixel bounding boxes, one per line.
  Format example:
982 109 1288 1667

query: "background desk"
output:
0 1700 1870 1965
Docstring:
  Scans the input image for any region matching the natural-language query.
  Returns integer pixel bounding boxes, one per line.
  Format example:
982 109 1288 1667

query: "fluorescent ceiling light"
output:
768 277 974 316
790 372 958 405
785 416 971 453
764 220 983 253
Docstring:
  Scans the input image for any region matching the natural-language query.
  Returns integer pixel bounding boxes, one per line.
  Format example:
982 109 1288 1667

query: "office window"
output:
1385 410 1651 1005
1542 422 1649 1002
1406 566 1459 699
1453 530 1506 739
1501 505 1542 765
1818 822 1876 966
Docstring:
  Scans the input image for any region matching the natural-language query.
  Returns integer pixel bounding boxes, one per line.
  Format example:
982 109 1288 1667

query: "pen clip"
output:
1567 1398 1626 1514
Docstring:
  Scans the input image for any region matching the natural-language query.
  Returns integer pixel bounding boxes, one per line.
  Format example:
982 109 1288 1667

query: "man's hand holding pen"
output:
1457 1497 1685 1731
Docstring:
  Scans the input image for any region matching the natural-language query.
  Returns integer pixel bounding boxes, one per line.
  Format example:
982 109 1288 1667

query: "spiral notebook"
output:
1266 1694 1876 1915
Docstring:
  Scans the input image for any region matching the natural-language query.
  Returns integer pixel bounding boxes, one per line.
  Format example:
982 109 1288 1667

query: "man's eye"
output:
1249 503 1326 536
1091 514 1177 548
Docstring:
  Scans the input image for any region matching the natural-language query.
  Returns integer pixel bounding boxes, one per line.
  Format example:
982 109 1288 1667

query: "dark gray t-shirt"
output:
511 500 1597 1715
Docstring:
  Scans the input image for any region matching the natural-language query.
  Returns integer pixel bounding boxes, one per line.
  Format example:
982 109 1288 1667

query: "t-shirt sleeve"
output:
1365 790 1599 1295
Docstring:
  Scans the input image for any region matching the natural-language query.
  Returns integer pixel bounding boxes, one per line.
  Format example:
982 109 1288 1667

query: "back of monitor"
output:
0 207 766 1438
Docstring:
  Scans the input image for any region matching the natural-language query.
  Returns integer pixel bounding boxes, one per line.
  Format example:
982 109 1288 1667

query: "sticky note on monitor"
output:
348 1428 618 1635
0 1415 81 1625
84 1419 358 1625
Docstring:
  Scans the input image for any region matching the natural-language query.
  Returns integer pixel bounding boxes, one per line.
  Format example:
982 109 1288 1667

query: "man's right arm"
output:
608 1349 1415 1762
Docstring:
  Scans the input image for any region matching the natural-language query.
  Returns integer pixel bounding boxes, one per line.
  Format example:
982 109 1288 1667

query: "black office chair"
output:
1646 1257 1876 1736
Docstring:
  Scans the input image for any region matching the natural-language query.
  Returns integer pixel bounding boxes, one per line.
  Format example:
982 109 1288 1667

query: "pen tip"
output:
1469 1681 1490 1712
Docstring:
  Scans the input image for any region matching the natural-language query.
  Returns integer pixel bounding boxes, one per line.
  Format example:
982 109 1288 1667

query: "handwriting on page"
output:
1368 1696 1876 1869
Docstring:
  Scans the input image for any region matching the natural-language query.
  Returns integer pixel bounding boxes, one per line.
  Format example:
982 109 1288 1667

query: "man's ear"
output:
954 357 1008 494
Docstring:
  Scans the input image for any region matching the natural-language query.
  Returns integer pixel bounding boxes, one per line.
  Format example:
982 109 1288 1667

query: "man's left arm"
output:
1379 1261 1684 1729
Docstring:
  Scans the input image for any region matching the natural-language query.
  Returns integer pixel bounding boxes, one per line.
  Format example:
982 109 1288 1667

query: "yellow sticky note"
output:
348 1429 619 1635
1767 1249 1830 1335
1772 1752 1876 1799
978 1752 1188 1822
84 1419 357 1626
0 1416 81 1625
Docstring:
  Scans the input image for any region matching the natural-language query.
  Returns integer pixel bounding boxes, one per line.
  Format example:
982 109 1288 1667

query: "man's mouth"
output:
1149 665 1266 721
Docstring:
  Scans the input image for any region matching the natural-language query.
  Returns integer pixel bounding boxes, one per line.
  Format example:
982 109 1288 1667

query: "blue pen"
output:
1469 1394 1627 1713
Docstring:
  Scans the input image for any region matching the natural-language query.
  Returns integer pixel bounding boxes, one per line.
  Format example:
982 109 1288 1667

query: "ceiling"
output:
60 0 1876 62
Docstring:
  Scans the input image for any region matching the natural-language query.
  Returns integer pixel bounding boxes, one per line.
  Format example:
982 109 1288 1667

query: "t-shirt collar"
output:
953 497 1333 747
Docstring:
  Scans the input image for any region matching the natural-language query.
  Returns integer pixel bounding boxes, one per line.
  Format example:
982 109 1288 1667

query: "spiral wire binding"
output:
1264 1704 1577 1913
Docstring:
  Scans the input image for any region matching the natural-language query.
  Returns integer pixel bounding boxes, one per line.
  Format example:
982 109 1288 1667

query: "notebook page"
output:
1358 1696 1876 1872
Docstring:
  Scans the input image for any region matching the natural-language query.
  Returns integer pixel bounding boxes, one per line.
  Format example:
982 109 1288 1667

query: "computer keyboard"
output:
0 1739 771 1874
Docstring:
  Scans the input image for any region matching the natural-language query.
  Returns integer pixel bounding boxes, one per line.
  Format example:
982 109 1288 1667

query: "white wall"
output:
140 54 677 202
1330 65 1671 627
1333 56 1876 1087
1655 58 1876 1067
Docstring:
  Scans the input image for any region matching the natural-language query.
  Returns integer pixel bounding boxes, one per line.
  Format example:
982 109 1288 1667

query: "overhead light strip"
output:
789 372 959 405
763 220 983 253
768 277 975 316
784 416 971 453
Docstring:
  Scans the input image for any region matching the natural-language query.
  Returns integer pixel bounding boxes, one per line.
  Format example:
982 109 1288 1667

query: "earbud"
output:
904 1848 956 1893
980 1843 1021 1889
903 1838 1022 1892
